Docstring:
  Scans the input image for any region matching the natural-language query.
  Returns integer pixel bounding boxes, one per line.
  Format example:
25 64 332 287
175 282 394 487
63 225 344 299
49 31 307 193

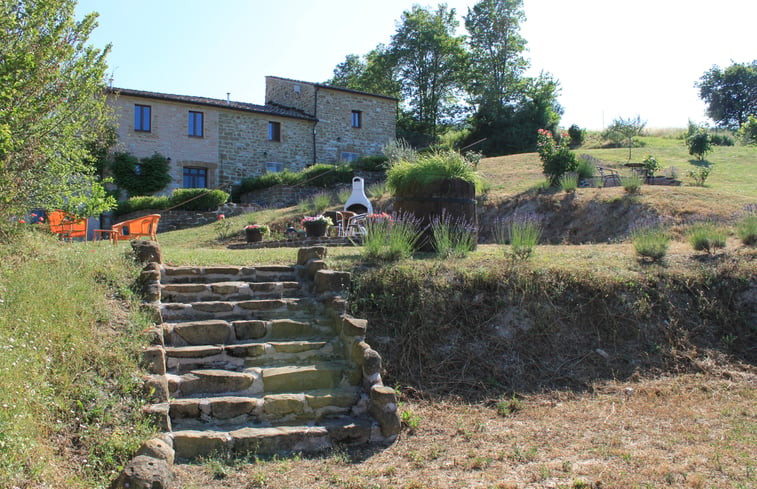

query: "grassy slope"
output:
0 232 157 488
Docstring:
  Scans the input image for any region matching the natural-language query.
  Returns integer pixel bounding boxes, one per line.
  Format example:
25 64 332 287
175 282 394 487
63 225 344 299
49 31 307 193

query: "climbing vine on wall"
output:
111 152 172 196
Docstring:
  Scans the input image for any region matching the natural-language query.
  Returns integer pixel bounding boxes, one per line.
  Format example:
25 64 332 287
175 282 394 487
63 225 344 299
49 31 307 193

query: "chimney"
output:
226 92 230 105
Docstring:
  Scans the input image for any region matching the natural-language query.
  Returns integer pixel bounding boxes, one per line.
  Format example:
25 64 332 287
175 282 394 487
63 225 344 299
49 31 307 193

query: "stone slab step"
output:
168 363 360 398
160 281 303 303
169 387 362 427
165 318 335 347
165 339 337 373
161 265 296 285
159 298 315 322
171 416 375 460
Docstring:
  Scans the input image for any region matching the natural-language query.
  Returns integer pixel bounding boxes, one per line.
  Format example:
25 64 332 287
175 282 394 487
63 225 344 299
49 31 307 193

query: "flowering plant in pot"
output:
244 224 269 242
301 215 333 237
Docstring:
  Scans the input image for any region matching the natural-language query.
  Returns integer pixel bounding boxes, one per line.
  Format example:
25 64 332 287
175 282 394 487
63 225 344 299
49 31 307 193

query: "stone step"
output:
161 265 297 285
171 416 375 460
167 363 361 398
160 281 302 303
168 387 363 428
159 298 317 322
164 339 339 373
164 318 335 346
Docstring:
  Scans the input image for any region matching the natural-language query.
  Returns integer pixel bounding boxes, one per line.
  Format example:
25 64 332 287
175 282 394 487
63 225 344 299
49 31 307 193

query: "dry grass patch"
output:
172 369 756 489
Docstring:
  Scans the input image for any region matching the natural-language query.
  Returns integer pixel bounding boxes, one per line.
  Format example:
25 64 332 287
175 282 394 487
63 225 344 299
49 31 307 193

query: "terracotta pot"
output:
304 220 328 238
245 227 263 242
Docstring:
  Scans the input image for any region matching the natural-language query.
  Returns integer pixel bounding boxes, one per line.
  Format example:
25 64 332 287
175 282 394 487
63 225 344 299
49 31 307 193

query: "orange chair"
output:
105 214 161 243
47 210 88 241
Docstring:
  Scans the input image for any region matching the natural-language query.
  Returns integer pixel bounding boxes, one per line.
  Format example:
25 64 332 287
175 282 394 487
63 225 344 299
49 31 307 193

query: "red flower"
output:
217 214 225 220
18 219 25 224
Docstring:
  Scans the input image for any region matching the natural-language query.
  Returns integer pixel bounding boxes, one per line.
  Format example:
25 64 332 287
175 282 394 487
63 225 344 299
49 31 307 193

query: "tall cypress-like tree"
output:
0 0 115 224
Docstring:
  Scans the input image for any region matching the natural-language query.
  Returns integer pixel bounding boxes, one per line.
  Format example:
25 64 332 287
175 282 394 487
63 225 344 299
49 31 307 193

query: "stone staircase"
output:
138 246 400 462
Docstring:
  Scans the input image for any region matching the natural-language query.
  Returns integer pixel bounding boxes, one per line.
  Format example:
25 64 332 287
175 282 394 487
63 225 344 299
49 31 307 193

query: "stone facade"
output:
266 76 397 164
108 78 396 195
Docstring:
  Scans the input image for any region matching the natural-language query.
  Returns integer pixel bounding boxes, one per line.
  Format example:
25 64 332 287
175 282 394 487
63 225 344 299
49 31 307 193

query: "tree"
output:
603 116 646 161
0 0 115 225
687 131 713 161
464 0 528 111
696 60 757 129
327 46 401 99
390 5 468 143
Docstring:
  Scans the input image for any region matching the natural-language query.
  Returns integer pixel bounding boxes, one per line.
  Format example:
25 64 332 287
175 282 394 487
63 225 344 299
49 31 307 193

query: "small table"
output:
93 229 114 242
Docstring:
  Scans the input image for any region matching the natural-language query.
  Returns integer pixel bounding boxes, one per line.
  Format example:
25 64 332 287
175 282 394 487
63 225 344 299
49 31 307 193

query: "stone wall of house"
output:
315 88 396 163
108 94 220 195
265 77 317 115
217 112 314 185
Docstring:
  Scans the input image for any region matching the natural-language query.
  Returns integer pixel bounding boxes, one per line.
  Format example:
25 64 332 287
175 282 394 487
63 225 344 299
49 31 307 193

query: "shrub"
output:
114 195 169 216
642 155 662 175
738 114 757 145
337 187 351 204
686 130 713 161
736 214 757 246
168 188 229 211
310 192 332 213
688 164 712 186
300 163 353 187
621 174 642 193
110 152 172 197
386 151 481 197
575 157 595 180
430 212 477 258
382 138 419 164
631 226 670 262
688 223 727 253
537 129 578 186
568 124 585 147
709 134 734 146
559 172 579 193
361 212 420 263
351 155 389 172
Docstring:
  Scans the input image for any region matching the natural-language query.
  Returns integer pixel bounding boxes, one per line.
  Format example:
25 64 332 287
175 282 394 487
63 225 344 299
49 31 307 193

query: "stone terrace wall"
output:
239 171 385 208
116 203 258 233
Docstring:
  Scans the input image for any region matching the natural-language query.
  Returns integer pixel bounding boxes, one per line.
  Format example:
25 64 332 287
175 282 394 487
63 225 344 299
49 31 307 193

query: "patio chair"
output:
47 210 88 241
344 213 367 237
103 214 161 243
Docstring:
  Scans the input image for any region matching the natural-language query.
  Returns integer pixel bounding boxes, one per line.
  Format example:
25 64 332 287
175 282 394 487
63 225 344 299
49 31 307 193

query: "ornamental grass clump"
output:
688 222 727 253
631 225 671 262
361 212 420 263
622 173 642 194
386 151 482 197
736 206 757 246
559 172 579 193
430 212 477 258
493 214 542 260
311 192 332 213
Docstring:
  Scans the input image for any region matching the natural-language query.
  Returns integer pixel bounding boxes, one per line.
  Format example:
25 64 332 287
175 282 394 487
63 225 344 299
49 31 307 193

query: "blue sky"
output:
75 0 756 130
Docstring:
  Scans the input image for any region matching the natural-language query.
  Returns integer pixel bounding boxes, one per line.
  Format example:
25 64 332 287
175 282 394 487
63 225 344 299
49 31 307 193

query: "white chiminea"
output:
344 177 373 215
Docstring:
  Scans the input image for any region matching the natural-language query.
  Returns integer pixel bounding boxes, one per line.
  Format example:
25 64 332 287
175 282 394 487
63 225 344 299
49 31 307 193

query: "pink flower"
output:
217 214 225 220
18 219 25 224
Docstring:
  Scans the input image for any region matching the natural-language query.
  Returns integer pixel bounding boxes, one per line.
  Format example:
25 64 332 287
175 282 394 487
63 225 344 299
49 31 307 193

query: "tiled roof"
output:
266 76 399 102
108 87 317 121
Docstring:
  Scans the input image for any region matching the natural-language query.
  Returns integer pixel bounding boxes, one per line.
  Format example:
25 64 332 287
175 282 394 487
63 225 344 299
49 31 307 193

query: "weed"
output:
214 218 235 240
572 478 590 489
622 173 642 193
401 409 421 431
736 214 757 246
367 181 387 198
688 223 727 253
560 172 579 192
538 464 551 480
631 226 671 262
496 394 523 417
337 187 351 204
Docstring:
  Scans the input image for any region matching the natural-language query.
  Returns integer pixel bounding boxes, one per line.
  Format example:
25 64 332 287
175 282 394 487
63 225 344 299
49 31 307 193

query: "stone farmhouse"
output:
107 76 397 193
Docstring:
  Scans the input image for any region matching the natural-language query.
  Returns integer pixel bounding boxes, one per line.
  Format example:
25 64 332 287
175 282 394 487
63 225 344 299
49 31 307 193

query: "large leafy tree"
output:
389 5 468 143
327 46 401 99
464 0 528 111
696 60 757 129
0 0 115 225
